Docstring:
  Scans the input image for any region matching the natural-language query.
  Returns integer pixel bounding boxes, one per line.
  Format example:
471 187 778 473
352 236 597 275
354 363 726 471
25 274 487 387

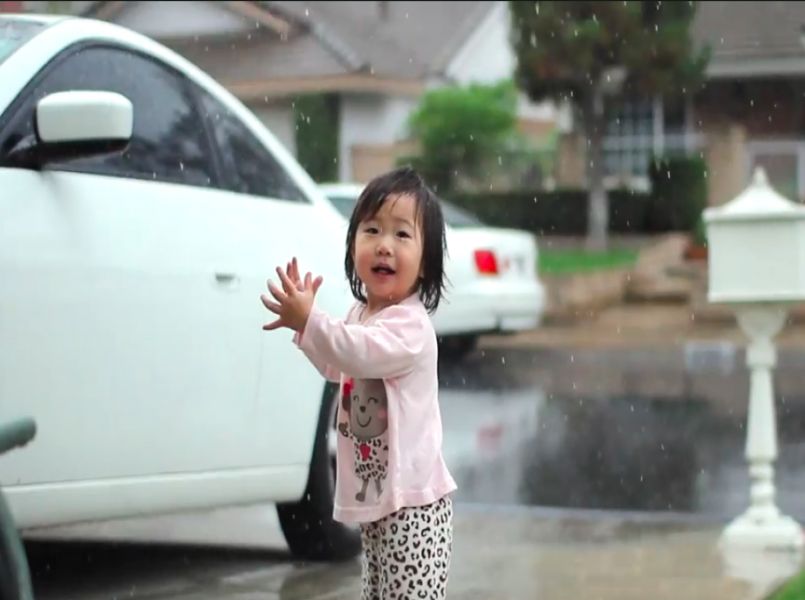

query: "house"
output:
557 1 805 207
692 1 805 206
58 0 559 184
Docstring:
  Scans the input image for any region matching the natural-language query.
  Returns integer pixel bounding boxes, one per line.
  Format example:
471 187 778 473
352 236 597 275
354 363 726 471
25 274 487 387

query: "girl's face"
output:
353 193 424 313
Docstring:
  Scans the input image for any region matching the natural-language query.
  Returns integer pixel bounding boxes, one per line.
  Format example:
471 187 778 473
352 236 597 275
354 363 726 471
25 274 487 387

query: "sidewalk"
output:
448 506 803 600
479 303 805 351
38 504 798 600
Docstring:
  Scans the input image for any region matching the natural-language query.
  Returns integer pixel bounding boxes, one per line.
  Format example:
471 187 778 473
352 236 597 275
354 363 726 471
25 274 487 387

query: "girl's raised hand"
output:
261 258 323 332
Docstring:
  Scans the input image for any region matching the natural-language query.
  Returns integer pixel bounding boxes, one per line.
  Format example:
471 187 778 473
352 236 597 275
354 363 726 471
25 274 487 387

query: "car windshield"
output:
0 18 44 65
326 193 485 228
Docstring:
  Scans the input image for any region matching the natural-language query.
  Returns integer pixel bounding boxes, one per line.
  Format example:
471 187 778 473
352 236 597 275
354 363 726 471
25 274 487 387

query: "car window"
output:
324 192 485 228
0 18 44 65
440 200 485 227
326 195 356 219
0 44 216 187
198 92 307 203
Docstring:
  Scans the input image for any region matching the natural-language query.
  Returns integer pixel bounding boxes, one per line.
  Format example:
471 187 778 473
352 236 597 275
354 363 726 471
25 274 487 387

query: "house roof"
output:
266 1 497 80
78 0 497 96
694 1 805 78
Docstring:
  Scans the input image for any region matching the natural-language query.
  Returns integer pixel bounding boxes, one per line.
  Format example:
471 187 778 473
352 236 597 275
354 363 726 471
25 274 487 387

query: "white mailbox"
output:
705 168 805 304
704 166 805 552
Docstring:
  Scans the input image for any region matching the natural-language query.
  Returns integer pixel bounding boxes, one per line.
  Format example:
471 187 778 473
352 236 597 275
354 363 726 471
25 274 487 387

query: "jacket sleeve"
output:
297 304 425 380
293 329 342 382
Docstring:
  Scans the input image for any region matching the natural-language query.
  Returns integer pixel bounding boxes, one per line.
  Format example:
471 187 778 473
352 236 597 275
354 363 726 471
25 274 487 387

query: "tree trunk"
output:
584 87 609 251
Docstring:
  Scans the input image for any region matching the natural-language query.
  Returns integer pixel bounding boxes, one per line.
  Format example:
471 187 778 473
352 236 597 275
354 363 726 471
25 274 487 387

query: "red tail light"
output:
474 249 499 275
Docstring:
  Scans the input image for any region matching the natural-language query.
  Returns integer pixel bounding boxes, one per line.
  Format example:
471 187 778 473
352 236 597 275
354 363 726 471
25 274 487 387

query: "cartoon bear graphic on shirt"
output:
338 378 389 502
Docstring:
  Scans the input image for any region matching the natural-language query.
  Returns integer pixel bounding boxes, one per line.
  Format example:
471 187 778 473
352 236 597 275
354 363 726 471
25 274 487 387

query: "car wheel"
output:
439 334 479 361
276 382 361 561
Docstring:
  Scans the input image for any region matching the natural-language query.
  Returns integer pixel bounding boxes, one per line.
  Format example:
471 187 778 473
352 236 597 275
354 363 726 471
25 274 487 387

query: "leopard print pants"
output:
359 496 453 600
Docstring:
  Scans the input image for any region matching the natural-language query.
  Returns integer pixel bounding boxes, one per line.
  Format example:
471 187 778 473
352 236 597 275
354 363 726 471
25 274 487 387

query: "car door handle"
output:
214 272 239 285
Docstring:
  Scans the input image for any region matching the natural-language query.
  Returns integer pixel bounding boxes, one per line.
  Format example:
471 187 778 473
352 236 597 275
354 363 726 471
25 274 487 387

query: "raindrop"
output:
750 99 755 107
305 7 309 16
570 354 575 363
501 356 506 365
654 24 658 32
179 161 184 172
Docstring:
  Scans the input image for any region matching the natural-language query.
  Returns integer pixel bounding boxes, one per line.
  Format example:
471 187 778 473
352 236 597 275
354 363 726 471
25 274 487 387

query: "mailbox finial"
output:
752 167 769 187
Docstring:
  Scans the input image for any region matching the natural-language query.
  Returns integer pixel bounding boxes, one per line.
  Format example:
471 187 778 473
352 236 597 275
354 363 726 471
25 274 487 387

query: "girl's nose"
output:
375 240 392 256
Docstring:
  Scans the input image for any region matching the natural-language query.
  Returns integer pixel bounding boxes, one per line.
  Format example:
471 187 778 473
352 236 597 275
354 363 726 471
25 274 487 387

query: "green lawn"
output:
538 248 639 275
768 570 805 600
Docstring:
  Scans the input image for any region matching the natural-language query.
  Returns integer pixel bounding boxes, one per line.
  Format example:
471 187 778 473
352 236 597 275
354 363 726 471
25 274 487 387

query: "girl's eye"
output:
397 231 411 239
364 226 379 234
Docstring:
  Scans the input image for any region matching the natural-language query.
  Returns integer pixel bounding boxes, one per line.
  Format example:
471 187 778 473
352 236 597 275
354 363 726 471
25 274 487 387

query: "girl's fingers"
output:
276 267 295 295
260 295 282 314
304 272 312 289
267 281 288 303
262 319 284 331
292 257 300 282
312 275 323 293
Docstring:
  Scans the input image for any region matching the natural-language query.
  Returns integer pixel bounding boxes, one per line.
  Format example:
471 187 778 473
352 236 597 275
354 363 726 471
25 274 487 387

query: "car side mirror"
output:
4 90 133 168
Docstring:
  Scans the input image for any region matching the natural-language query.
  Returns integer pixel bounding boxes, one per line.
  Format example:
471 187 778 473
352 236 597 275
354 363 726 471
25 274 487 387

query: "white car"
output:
0 15 361 559
320 183 545 357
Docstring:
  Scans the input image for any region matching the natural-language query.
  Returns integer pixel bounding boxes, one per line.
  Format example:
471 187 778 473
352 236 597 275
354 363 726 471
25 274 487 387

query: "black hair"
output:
344 166 447 313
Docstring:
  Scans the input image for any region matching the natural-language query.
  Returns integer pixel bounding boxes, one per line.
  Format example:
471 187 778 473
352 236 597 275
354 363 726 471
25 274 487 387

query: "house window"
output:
604 98 655 179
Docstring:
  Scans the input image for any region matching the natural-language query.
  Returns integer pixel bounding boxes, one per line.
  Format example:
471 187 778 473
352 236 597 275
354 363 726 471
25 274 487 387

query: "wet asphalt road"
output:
24 343 805 598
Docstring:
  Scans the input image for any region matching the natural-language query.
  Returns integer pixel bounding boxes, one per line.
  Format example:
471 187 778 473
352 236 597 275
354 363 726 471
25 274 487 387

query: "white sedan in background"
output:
1 15 358 560
320 183 546 357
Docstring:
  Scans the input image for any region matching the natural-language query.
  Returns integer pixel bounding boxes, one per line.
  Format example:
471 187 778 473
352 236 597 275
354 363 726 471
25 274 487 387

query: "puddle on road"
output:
438 347 805 521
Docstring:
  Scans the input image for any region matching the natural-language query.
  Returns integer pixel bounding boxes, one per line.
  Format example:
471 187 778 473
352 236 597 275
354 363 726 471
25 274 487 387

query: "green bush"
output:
403 80 522 193
447 189 653 235
294 94 339 182
648 156 708 232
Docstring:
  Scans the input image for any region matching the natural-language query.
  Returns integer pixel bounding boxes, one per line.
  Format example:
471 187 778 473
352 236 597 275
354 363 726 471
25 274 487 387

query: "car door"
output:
191 88 351 469
0 43 266 485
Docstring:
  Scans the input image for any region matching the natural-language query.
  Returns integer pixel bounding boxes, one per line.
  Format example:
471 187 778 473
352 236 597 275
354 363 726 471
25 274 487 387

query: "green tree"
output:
403 80 521 193
510 1 709 249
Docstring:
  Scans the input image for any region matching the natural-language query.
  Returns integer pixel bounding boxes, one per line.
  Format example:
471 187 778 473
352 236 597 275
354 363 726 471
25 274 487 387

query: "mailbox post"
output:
705 168 805 550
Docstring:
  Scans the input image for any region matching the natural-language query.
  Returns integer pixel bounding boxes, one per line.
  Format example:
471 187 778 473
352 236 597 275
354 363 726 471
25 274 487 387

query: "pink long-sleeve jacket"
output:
294 293 456 524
